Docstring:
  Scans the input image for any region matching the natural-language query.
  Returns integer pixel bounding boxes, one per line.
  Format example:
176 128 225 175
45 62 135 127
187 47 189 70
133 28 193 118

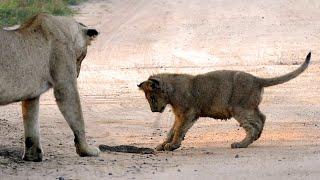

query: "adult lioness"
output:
0 13 99 161
139 52 311 151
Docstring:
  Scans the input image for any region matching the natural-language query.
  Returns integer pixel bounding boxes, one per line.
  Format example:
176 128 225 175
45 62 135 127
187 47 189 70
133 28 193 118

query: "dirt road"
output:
1 0 320 179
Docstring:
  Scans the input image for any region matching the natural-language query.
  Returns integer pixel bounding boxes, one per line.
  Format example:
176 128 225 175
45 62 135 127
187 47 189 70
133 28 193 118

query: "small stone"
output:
235 154 239 158
177 169 181 172
108 173 112 176
58 177 64 180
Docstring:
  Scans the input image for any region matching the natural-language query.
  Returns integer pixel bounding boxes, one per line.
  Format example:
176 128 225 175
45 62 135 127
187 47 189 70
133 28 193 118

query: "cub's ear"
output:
87 29 99 37
149 79 160 90
137 82 144 89
138 79 160 91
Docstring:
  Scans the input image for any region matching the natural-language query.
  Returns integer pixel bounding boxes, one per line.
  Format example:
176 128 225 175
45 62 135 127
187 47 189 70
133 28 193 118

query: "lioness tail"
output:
258 52 311 87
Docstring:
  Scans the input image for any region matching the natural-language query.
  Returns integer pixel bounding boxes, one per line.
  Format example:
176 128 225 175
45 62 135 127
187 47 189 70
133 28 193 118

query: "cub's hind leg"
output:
22 96 43 162
255 110 266 141
231 107 264 148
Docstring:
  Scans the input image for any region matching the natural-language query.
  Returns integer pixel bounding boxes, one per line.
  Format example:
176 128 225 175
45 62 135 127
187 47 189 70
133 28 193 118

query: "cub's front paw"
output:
77 145 100 157
164 143 180 151
156 143 165 151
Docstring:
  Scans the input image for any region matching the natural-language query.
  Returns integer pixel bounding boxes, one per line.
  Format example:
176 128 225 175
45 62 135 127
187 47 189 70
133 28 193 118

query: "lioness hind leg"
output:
231 108 262 148
22 97 43 162
54 83 99 157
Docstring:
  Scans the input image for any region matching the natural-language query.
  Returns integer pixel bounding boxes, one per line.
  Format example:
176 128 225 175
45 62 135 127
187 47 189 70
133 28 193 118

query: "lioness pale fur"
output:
0 13 99 161
138 53 311 151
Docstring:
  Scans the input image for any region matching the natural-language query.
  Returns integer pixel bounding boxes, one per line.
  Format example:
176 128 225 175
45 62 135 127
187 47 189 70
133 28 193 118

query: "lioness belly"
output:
0 30 52 104
0 80 51 105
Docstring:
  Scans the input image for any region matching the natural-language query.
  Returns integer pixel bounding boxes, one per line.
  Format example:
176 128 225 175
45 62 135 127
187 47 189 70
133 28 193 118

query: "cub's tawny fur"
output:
0 13 99 161
139 52 311 151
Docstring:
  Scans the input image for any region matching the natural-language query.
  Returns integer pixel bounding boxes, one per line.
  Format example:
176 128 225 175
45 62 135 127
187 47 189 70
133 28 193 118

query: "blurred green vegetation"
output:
0 0 86 26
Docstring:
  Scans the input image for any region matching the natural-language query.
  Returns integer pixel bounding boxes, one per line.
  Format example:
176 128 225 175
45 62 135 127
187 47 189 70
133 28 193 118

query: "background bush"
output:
0 0 85 26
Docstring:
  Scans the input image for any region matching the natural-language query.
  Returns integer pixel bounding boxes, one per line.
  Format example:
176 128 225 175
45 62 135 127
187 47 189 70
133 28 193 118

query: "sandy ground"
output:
1 0 320 179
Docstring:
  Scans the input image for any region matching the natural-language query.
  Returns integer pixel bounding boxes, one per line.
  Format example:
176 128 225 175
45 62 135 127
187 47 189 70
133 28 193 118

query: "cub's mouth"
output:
151 106 165 113
159 106 165 113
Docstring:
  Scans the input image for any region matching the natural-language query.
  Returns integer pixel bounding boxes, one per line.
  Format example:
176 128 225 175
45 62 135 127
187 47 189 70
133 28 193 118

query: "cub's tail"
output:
258 52 311 87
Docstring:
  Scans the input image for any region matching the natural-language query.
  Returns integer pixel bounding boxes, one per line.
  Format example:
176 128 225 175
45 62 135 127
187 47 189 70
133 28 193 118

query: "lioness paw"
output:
23 147 43 162
77 146 100 157
164 143 180 151
156 143 165 151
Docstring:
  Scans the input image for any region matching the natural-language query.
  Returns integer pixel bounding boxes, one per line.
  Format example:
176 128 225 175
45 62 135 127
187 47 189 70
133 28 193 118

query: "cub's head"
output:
138 78 170 113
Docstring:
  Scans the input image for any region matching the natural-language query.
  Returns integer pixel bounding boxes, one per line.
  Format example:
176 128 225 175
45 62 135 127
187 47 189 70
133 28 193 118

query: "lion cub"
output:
138 52 311 151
